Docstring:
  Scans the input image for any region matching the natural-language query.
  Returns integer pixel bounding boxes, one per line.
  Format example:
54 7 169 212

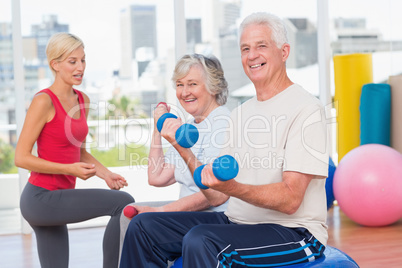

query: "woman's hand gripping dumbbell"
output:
156 102 199 148
193 155 239 189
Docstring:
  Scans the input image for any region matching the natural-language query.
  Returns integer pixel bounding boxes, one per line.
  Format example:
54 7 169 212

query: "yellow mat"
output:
333 53 373 162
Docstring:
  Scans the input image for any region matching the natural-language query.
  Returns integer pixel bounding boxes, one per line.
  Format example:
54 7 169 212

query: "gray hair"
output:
172 54 228 106
239 12 288 48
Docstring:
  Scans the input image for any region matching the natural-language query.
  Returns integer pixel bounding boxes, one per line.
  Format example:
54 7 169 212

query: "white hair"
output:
239 12 288 48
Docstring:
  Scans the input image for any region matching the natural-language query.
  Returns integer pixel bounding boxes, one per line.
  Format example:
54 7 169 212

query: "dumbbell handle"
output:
194 155 239 189
156 112 199 148
123 206 138 218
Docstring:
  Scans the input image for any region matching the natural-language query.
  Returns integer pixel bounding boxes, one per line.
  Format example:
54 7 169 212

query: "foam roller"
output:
333 53 373 162
388 75 402 154
360 83 391 146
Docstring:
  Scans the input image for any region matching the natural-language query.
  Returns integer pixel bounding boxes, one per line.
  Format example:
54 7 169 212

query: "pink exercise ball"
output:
333 144 402 227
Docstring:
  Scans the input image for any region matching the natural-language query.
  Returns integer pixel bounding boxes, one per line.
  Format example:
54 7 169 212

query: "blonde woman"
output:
15 33 134 268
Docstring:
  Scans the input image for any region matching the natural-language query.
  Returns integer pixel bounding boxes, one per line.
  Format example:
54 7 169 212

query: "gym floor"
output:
1 205 401 268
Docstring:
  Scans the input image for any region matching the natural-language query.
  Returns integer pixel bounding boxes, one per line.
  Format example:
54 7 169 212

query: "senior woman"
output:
119 54 232 261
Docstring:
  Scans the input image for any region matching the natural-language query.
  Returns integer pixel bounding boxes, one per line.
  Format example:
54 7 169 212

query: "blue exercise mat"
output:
360 83 391 146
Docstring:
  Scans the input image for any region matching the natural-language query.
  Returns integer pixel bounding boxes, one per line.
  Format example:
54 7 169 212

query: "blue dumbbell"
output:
156 113 199 148
194 155 239 189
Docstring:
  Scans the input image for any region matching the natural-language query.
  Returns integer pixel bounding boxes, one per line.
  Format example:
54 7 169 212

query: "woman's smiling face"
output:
175 64 218 122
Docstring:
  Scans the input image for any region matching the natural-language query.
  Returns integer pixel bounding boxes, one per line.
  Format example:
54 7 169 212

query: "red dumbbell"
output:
123 206 138 218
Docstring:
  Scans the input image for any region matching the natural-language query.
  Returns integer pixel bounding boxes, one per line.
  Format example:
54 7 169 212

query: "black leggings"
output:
20 182 134 268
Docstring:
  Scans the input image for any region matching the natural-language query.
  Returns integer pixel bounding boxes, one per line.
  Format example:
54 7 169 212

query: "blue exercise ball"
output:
171 257 183 268
171 247 360 268
326 157 336 210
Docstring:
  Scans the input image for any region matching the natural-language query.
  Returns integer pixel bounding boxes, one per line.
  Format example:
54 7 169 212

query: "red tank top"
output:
29 88 89 190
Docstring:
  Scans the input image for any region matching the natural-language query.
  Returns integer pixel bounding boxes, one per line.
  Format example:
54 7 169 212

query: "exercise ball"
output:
333 144 402 227
325 157 336 210
171 257 182 268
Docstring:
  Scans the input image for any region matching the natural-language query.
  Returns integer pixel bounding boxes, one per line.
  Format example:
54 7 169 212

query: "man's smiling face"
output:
240 24 285 86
